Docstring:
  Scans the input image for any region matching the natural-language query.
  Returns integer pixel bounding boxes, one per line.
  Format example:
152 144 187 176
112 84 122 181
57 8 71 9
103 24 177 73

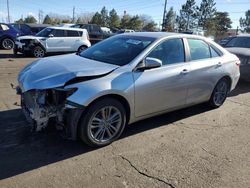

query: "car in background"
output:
71 24 111 44
11 23 51 35
14 27 91 58
0 23 22 49
219 36 234 47
224 35 250 81
116 29 135 34
17 32 240 147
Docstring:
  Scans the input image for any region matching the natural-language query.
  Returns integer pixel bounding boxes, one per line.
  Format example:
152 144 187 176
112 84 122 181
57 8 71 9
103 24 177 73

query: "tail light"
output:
235 59 240 67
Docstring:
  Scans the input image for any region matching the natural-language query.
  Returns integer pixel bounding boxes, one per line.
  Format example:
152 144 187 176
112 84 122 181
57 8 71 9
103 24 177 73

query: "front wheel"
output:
209 78 230 108
33 46 45 58
79 98 126 147
1 38 14 49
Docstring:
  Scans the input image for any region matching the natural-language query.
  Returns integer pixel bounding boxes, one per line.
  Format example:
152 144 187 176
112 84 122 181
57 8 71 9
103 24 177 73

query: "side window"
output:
1 24 9 31
148 38 185 65
51 29 65 37
187 39 210 61
66 30 80 37
210 46 221 58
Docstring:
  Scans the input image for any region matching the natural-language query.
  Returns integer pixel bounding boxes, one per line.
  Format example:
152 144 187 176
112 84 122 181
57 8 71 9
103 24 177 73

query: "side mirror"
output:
137 57 162 71
48 34 54 38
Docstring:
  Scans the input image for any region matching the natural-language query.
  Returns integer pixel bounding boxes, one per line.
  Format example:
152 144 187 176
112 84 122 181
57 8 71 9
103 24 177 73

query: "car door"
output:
185 38 224 104
64 30 81 52
133 38 190 117
46 29 66 52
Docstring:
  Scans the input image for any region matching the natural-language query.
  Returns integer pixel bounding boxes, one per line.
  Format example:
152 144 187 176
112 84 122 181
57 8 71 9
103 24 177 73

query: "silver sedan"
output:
17 32 240 147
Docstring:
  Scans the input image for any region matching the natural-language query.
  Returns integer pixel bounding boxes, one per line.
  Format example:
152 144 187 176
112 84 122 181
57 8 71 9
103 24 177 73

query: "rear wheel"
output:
77 45 87 54
33 46 45 58
79 98 126 147
1 38 14 50
209 78 230 108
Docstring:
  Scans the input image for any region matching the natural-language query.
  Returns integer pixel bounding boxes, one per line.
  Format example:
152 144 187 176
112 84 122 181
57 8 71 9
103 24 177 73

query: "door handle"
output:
181 69 189 75
217 62 222 67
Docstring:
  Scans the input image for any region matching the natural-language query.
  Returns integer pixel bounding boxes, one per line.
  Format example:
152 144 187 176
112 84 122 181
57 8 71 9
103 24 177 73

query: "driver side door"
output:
133 38 190 117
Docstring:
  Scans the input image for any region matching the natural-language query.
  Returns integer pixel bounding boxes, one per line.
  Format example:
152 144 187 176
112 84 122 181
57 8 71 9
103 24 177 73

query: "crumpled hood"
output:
225 47 250 57
18 54 119 92
17 35 44 40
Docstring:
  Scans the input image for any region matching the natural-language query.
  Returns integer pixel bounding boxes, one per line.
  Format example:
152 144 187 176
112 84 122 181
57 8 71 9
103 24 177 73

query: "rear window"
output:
66 30 80 37
187 39 210 61
225 37 250 48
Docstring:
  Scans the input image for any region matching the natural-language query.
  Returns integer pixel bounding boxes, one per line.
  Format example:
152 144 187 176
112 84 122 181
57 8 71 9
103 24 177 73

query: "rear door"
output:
64 30 82 51
133 38 190 117
46 29 66 52
185 38 224 104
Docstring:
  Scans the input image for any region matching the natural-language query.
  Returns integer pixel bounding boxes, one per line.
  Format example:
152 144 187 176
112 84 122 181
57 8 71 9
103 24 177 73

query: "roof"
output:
25 23 51 28
46 26 87 32
121 32 207 40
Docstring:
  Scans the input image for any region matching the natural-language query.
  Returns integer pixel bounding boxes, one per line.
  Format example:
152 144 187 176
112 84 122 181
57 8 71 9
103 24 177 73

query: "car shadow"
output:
0 103 212 180
229 80 250 97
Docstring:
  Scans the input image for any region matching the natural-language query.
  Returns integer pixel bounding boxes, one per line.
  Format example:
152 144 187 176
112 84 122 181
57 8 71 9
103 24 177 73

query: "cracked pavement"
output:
0 50 250 188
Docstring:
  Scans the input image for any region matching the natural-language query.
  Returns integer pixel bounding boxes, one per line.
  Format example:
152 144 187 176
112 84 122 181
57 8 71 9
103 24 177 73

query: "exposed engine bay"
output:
18 88 77 132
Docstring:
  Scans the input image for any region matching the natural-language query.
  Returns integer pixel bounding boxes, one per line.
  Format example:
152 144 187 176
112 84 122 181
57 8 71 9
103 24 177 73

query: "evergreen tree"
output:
15 18 24 24
100 6 108 26
128 15 142 30
109 9 120 28
24 15 37 23
240 10 250 33
163 7 175 32
197 0 216 29
43 15 52 24
120 14 131 29
143 21 157 31
90 12 102 25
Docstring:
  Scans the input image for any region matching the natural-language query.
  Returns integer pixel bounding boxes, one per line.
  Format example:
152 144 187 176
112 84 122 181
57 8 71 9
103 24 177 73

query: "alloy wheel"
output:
33 46 45 58
2 38 14 49
88 106 122 143
213 80 228 106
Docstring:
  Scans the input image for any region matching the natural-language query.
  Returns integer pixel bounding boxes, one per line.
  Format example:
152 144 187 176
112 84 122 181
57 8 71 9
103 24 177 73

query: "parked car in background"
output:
71 24 111 44
0 23 22 49
17 32 240 147
115 29 135 34
11 23 51 35
219 36 234 47
14 27 91 57
224 35 250 81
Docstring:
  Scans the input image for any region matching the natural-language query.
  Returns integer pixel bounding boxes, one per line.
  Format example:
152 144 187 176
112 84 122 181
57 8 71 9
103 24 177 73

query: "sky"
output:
0 0 249 29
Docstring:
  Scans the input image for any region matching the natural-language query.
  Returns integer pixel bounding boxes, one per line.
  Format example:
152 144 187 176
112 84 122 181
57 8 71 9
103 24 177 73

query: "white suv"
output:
14 27 91 58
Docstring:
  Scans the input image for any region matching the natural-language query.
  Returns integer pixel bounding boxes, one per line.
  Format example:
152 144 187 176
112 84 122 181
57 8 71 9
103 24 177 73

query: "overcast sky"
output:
0 0 249 28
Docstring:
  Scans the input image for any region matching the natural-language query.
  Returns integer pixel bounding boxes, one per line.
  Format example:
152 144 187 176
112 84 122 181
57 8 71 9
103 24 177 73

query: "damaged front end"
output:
17 87 82 136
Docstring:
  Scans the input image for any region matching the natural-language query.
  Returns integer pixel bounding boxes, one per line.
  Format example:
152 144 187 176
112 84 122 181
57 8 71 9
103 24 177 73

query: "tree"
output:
176 0 197 31
109 9 120 28
142 21 157 31
76 13 94 24
90 12 102 25
163 7 175 32
15 18 24 24
100 6 108 26
214 12 232 39
24 15 37 23
128 15 142 30
43 15 52 24
120 14 131 29
197 0 216 30
240 10 250 33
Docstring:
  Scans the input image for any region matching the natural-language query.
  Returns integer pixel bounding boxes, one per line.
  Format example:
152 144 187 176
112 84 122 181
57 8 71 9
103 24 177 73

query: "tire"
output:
209 78 230 108
33 46 45 58
79 98 126 147
77 45 87 54
1 38 14 50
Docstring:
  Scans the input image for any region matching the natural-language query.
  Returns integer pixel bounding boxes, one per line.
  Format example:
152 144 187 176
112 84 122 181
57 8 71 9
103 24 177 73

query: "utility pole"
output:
72 6 75 23
7 0 10 23
162 0 167 31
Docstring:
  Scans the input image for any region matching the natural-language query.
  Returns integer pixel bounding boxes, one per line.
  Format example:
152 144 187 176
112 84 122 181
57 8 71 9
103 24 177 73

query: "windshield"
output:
80 35 155 66
36 27 53 37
